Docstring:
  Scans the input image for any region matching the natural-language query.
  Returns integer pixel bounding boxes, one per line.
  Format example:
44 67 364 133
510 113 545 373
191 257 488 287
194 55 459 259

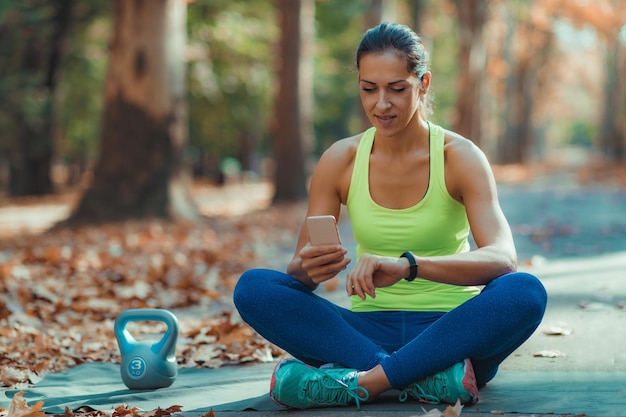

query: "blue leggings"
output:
233 269 547 389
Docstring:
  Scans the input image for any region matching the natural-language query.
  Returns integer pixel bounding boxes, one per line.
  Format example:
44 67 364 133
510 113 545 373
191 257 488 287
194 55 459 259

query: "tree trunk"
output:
598 37 625 160
300 0 316 178
453 0 486 146
7 0 74 197
408 0 425 35
497 5 554 164
271 0 310 203
71 0 197 222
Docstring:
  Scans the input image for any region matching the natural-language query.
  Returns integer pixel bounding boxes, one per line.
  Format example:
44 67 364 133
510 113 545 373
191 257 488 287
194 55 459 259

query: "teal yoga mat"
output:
2 362 625 416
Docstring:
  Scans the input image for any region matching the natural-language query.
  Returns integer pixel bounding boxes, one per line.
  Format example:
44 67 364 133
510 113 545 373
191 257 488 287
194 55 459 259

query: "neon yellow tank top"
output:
346 122 480 312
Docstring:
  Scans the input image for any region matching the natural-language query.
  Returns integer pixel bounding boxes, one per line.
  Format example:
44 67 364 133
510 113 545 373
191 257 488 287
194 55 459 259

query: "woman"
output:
234 22 547 409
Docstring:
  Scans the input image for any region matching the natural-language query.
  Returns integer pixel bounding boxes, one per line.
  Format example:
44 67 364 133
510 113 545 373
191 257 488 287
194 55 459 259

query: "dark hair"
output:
356 22 434 116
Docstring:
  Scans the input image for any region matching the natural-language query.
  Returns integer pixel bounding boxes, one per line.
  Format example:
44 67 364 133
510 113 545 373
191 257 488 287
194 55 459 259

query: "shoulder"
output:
441 128 491 172
309 132 366 204
440 128 497 201
316 132 364 171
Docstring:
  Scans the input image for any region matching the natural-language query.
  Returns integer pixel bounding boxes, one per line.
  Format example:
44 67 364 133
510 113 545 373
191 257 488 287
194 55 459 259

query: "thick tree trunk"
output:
453 0 486 146
599 38 625 160
71 0 197 221
498 9 554 164
300 0 315 171
9 142 52 196
271 0 310 203
408 0 425 35
8 0 73 197
502 65 534 163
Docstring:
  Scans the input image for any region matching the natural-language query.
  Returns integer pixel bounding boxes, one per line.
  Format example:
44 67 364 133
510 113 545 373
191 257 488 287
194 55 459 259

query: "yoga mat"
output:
2 362 625 416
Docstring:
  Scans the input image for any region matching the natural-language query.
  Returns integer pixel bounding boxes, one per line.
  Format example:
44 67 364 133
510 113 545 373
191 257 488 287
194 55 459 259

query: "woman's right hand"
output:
298 243 351 284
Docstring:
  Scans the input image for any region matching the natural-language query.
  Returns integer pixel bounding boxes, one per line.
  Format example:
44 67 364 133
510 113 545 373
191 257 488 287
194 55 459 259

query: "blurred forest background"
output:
0 0 624 221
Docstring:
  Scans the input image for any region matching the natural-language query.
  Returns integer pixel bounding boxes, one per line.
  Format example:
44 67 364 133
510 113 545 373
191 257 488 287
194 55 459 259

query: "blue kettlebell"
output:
115 308 179 390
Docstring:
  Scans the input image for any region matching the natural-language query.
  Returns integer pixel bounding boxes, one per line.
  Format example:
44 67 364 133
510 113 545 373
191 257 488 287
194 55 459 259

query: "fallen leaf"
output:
0 368 30 387
578 301 611 311
142 406 182 417
442 400 463 417
418 400 463 417
533 350 566 358
6 392 46 417
420 408 445 416
543 325 573 336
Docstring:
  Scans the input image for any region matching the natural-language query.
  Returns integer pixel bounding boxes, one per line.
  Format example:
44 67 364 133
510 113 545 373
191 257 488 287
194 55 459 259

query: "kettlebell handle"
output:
114 309 179 359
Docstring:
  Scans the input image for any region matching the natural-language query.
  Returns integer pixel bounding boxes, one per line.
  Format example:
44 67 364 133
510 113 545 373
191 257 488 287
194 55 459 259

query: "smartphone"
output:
306 215 341 246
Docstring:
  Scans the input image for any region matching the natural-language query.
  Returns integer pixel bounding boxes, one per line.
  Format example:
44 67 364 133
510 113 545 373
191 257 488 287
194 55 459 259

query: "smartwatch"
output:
400 251 418 282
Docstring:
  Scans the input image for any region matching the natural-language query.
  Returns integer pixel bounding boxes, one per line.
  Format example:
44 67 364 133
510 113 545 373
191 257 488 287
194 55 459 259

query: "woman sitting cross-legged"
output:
234 22 547 410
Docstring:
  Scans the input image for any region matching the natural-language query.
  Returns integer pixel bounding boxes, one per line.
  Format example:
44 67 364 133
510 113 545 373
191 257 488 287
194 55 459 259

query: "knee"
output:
233 268 292 315
233 268 264 313
513 272 548 319
492 272 548 320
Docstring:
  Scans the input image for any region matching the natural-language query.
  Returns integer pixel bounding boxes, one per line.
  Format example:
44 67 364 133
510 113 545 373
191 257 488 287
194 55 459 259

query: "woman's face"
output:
358 51 425 136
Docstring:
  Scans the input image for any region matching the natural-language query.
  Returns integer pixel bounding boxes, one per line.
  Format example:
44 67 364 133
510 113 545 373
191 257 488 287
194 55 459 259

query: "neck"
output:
373 118 430 155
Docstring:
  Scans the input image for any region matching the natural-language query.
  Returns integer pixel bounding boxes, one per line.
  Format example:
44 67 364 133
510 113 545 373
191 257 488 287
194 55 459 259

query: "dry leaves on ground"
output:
542 323 573 336
0 395 466 417
0 197 306 389
0 391 463 417
533 350 567 358
0 393 192 417
0 392 45 417
419 400 463 417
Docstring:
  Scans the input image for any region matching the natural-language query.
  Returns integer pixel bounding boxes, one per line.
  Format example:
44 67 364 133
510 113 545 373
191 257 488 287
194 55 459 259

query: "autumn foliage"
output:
0 188 307 390
0 392 195 417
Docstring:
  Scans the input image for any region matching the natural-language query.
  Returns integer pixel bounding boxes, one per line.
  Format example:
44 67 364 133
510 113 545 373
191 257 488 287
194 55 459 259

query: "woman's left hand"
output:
346 254 405 300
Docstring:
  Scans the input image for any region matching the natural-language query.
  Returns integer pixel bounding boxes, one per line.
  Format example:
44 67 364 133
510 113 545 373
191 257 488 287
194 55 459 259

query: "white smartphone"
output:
306 215 341 246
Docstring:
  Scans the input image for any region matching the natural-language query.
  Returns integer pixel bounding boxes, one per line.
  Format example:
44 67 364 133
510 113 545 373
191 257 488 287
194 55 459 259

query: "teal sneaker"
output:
269 358 369 409
398 359 479 405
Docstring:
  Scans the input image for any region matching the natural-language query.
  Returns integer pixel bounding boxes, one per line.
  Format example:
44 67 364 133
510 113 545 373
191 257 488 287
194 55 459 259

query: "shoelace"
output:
398 374 447 404
302 369 370 409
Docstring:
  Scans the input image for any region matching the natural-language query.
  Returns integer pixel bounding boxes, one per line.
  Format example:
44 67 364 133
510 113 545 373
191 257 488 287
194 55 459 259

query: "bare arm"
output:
412 137 517 285
286 138 356 290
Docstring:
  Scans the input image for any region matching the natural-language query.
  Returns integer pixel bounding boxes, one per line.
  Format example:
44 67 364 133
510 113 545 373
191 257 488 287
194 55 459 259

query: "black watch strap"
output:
400 251 418 281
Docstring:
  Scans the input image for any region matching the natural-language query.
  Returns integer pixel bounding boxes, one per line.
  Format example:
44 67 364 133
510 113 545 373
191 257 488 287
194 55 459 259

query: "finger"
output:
312 252 348 271
319 258 350 277
305 244 344 257
362 276 376 299
347 270 366 300
351 281 366 300
303 252 347 276
346 269 357 295
349 265 375 299
311 259 350 283
363 257 382 298
311 270 339 284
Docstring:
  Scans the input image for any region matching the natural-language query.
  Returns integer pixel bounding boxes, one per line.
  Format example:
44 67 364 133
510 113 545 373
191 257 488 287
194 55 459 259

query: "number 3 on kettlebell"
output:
128 357 146 378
